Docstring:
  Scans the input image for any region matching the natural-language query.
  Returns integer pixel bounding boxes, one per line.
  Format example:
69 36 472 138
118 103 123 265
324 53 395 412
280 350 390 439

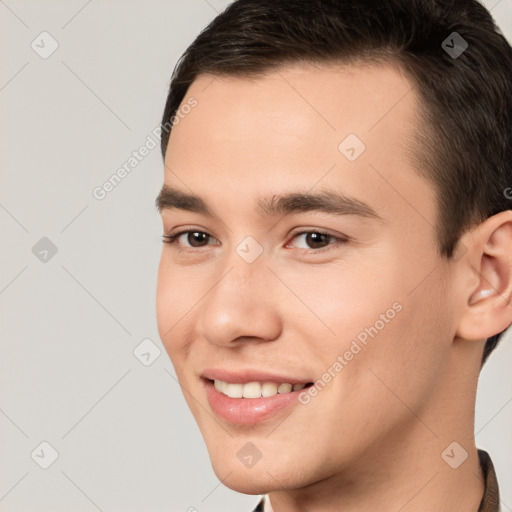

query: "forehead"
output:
164 61 436 230
177 60 417 141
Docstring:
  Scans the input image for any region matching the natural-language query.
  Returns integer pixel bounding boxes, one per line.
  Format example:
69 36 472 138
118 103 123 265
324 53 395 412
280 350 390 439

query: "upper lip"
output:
201 368 313 385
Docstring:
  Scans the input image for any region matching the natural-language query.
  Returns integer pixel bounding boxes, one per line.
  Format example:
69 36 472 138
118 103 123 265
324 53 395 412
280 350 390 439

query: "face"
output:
156 61 460 494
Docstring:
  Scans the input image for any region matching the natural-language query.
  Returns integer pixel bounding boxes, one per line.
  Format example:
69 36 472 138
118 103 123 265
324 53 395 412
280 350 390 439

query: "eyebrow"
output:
155 185 384 221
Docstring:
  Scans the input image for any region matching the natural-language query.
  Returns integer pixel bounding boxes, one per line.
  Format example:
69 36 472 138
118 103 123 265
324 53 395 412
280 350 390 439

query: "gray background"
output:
1 1 511 511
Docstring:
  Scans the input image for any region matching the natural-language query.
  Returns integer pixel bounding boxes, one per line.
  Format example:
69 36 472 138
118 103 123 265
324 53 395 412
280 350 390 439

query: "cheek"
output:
284 248 446 389
282 258 390 344
155 255 198 357
338 269 454 417
155 256 173 338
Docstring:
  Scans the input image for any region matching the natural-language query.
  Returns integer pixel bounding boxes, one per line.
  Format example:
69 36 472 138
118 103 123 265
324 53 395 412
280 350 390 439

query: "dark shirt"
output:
251 450 500 511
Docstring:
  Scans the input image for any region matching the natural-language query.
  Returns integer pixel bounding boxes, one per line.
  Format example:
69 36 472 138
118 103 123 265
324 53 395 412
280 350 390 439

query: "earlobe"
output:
455 211 512 341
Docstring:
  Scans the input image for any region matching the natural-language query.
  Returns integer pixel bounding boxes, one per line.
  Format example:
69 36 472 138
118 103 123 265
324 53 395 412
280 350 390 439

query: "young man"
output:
155 1 511 510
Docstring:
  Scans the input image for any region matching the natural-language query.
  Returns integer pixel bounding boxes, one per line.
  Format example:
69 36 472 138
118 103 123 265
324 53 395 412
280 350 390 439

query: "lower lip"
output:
203 379 309 425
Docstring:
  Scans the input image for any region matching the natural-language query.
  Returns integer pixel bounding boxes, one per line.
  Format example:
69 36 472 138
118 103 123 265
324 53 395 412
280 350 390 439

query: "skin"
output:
155 61 512 511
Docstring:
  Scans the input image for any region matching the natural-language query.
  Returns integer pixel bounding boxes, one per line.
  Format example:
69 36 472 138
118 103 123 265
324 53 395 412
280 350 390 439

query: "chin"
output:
209 452 312 496
209 462 268 494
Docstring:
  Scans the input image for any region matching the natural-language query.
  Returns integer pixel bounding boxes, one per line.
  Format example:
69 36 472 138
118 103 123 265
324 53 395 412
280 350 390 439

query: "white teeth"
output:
226 383 243 398
213 379 307 399
261 382 278 397
214 379 229 393
277 383 292 394
242 382 261 398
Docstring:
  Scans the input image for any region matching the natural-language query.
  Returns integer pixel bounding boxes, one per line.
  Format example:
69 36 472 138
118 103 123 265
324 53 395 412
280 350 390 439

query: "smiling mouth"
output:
207 378 314 399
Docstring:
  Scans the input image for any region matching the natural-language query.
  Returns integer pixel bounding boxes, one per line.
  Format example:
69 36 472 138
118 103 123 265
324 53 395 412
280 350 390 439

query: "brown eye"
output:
303 232 332 249
290 230 342 251
186 232 210 247
162 230 215 248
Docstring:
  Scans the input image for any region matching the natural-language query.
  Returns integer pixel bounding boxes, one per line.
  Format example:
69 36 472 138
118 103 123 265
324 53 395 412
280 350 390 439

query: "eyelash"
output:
161 228 348 254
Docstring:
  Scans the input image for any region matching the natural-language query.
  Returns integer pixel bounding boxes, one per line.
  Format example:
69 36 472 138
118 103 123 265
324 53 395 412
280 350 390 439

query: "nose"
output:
195 246 283 347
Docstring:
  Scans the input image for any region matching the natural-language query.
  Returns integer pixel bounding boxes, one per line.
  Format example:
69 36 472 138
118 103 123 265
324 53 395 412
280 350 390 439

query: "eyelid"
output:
287 226 348 241
162 226 349 254
285 228 349 252
162 226 219 247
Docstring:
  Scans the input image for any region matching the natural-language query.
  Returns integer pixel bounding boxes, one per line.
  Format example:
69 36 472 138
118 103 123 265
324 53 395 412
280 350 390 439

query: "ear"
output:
455 210 512 341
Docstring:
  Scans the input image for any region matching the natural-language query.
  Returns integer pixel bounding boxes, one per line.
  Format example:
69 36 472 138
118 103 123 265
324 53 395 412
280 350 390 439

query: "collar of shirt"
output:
477 449 500 512
251 449 500 512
